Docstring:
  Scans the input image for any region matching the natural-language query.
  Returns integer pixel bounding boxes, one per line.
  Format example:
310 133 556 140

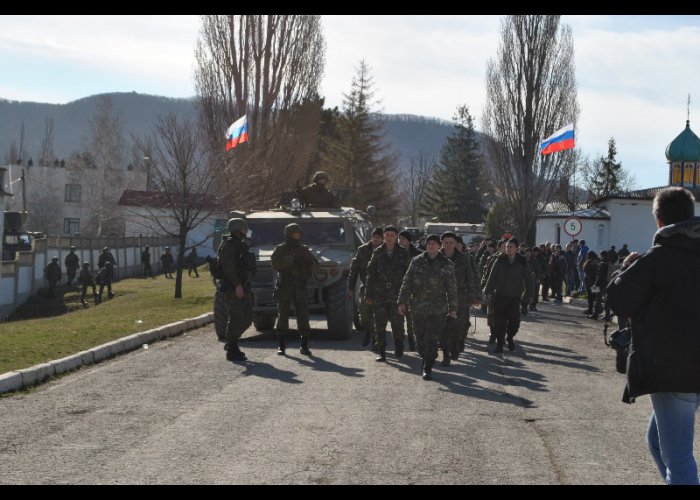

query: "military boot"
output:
394 336 404 358
277 332 286 355
422 358 434 380
226 342 247 361
300 336 312 356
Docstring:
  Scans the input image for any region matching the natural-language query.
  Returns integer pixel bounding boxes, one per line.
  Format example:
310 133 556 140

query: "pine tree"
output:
325 61 399 221
420 105 485 222
587 137 623 200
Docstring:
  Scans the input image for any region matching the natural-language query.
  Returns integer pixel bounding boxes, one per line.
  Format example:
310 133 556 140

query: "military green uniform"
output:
365 243 410 356
481 250 502 330
271 232 319 352
44 259 62 298
79 264 97 304
402 244 421 351
397 253 457 365
297 183 337 208
219 232 255 350
348 241 379 347
441 248 480 360
65 250 79 286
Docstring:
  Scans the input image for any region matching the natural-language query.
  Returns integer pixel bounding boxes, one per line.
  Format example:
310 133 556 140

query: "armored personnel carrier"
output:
214 200 373 340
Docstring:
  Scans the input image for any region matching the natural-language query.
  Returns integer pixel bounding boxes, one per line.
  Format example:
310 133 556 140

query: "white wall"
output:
535 217 610 252
603 200 656 255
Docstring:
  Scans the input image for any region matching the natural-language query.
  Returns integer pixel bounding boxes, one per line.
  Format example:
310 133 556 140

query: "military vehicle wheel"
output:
326 278 352 340
214 287 228 341
253 312 277 331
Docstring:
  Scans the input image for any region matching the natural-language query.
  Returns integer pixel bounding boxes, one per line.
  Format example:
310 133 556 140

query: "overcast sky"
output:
2 15 700 189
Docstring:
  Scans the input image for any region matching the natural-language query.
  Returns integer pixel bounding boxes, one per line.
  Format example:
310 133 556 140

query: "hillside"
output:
0 93 475 175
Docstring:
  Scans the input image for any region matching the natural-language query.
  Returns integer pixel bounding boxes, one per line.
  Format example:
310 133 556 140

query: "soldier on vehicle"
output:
65 246 80 287
219 218 255 362
78 262 98 305
44 256 62 298
365 225 411 361
271 223 319 356
160 247 174 278
348 227 384 350
141 245 154 279
439 232 480 365
297 171 338 208
96 261 115 303
398 234 458 381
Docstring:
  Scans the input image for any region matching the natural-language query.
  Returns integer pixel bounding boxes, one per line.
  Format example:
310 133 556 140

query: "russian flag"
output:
540 123 575 155
225 115 249 151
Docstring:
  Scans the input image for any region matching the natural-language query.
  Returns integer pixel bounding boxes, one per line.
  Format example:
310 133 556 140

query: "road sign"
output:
564 217 582 237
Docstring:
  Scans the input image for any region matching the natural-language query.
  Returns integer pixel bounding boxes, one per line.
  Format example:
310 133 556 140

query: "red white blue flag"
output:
225 115 249 152
540 123 575 155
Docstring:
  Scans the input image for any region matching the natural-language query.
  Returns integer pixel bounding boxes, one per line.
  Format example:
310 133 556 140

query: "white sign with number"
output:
564 217 582 236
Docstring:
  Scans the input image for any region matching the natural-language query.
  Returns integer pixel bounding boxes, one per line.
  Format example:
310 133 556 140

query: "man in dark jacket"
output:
141 245 154 279
65 246 80 286
484 237 534 353
348 227 384 349
297 171 338 208
44 256 62 298
607 187 700 485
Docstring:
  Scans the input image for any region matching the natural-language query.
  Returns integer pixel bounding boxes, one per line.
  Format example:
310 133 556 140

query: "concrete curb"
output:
0 312 214 395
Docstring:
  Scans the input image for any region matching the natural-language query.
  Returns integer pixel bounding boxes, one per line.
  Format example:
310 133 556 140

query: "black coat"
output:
607 216 700 402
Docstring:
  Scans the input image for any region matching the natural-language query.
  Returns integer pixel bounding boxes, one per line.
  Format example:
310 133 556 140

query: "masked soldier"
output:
272 223 319 356
219 218 255 362
297 171 338 208
348 227 384 350
439 232 481 365
65 246 80 286
141 245 154 279
365 225 411 361
398 234 458 381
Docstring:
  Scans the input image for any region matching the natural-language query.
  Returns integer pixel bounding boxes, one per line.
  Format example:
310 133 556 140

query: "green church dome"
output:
666 120 700 162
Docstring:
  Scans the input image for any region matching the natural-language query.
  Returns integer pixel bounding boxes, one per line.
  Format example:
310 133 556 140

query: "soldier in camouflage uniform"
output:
44 256 62 298
297 171 338 208
398 230 420 351
398 234 458 381
365 226 411 361
271 223 319 356
219 218 256 362
348 227 384 350
439 232 481 365
65 246 80 286
481 239 506 343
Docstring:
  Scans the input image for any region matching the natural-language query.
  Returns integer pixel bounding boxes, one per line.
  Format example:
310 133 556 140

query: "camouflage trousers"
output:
276 284 311 336
440 305 469 355
373 298 404 350
412 313 444 362
225 287 253 344
359 286 375 339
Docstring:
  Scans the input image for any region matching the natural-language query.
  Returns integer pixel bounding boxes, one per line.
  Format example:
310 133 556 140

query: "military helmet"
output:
70 246 76 251
144 244 150 249
52 256 59 261
227 218 248 234
312 171 329 183
102 247 109 252
284 223 303 238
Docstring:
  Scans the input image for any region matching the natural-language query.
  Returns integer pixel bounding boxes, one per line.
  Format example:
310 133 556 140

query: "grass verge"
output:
0 268 216 374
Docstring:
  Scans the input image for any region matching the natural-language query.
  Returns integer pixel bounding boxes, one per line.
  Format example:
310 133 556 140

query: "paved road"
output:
0 300 696 484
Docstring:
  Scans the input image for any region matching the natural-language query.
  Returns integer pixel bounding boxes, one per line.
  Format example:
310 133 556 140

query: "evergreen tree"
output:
420 105 485 222
325 61 398 221
587 137 623 200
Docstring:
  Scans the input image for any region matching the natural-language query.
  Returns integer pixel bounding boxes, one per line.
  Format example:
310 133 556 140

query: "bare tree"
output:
39 117 55 167
482 15 580 242
132 114 219 298
194 15 325 209
399 150 437 226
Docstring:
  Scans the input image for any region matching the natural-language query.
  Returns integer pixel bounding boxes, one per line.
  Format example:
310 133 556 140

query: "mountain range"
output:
0 92 466 174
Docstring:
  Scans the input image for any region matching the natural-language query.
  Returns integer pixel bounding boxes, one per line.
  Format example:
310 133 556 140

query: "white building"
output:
536 120 700 254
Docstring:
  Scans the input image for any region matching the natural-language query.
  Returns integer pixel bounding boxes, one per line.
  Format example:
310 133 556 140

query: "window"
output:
695 164 700 186
673 163 682 184
597 224 605 250
63 218 79 235
65 184 81 202
684 164 694 186
555 223 561 245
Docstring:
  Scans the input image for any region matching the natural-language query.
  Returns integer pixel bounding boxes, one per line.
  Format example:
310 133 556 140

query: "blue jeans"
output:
647 392 700 485
577 265 586 292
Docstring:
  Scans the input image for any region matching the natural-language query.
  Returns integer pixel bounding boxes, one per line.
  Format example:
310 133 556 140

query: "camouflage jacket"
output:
441 248 480 306
271 238 319 287
297 183 337 208
365 243 410 302
219 233 255 288
65 252 79 270
348 241 376 290
484 253 535 300
480 251 502 290
398 252 457 316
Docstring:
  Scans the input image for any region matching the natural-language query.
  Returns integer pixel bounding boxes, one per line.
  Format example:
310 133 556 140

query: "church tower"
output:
666 120 700 187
